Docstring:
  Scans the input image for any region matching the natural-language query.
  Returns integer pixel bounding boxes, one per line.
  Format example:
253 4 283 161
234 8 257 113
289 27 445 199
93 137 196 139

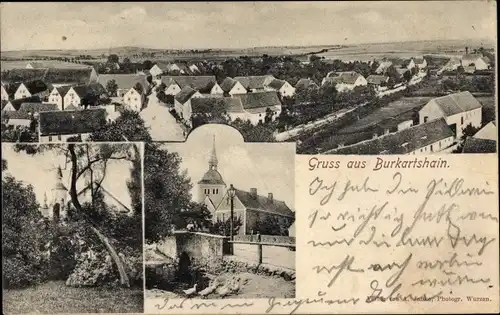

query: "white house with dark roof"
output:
161 76 223 96
98 74 149 111
174 86 203 120
233 75 275 92
48 86 72 110
219 77 247 96
38 108 107 143
266 79 295 97
199 137 294 235
461 54 491 70
327 118 455 155
14 80 49 100
419 91 483 139
2 102 58 127
2 96 42 111
414 57 428 71
63 83 107 109
230 91 282 125
322 71 367 92
149 64 164 80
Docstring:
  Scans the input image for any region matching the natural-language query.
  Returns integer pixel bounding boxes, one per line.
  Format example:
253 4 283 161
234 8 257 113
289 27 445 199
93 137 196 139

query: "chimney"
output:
268 193 273 203
250 188 257 199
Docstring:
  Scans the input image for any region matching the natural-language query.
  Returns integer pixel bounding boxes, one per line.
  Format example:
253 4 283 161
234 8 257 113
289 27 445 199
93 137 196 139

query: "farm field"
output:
1 60 93 70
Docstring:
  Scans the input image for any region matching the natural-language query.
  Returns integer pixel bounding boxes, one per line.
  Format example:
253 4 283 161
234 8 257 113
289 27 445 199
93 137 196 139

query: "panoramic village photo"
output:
144 124 296 301
1 2 496 154
2 142 144 314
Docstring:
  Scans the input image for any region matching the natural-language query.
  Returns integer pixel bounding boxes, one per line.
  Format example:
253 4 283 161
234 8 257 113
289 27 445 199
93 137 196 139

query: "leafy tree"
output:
107 54 119 64
106 79 119 97
309 55 321 63
89 109 152 142
2 164 52 288
143 60 153 70
254 216 292 236
453 123 481 153
173 203 213 231
230 118 276 142
210 216 243 236
133 82 144 95
191 98 230 127
144 144 193 243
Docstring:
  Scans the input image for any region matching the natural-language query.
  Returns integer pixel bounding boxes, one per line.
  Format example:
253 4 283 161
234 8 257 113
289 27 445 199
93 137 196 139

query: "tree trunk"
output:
68 144 130 287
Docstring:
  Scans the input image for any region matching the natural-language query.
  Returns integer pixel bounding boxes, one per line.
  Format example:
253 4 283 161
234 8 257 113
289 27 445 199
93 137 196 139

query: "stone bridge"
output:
155 231 296 271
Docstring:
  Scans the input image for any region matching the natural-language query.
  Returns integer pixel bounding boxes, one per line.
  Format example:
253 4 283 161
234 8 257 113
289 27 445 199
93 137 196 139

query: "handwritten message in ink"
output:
295 154 498 314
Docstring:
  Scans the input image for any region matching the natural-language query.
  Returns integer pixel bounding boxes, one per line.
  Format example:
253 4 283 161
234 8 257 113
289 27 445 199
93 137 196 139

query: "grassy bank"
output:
3 281 143 314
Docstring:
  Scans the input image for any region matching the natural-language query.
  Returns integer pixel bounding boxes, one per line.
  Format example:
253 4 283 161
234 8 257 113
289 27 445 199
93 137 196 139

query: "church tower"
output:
50 166 68 222
197 135 226 207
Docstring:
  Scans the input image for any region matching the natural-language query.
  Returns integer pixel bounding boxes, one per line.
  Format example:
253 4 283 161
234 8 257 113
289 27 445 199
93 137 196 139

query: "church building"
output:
40 166 69 223
198 137 295 235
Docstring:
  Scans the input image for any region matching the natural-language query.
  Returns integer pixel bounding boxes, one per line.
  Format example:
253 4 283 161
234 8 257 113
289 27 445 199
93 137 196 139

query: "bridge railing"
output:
228 234 296 270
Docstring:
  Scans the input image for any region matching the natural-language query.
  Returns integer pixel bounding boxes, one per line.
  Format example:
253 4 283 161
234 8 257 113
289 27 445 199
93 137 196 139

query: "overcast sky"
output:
0 2 496 51
2 144 135 209
162 124 295 210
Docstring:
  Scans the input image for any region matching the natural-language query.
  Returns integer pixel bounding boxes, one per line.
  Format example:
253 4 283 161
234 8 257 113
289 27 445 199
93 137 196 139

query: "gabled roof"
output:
231 189 294 218
267 79 287 90
174 86 198 104
325 71 364 85
4 82 21 97
52 85 72 97
219 77 239 92
161 76 217 93
462 54 483 61
27 62 52 69
39 108 107 136
70 83 107 98
233 75 275 90
428 91 482 116
6 96 42 110
198 169 226 185
98 74 148 90
42 68 95 85
236 91 281 110
19 102 58 113
327 118 454 155
473 121 497 141
2 110 33 120
462 138 497 153
295 78 319 90
191 97 243 114
161 77 179 88
367 75 389 85
21 80 49 94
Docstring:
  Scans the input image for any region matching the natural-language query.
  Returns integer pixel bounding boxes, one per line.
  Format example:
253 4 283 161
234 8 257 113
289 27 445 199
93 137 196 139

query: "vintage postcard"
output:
1 1 498 315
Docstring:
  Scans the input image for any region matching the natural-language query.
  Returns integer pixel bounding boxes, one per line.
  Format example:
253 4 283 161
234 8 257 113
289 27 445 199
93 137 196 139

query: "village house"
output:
266 79 295 97
199 138 295 235
461 54 491 71
439 58 462 73
149 64 164 80
38 108 107 143
48 86 72 110
366 75 389 87
414 57 428 71
26 61 50 69
189 96 242 124
327 118 455 155
14 80 50 100
98 74 149 111
473 120 496 141
42 68 99 87
375 60 393 74
161 76 223 96
2 96 42 111
63 83 107 109
229 91 282 125
419 91 483 139
2 102 58 127
295 78 319 90
219 77 247 96
322 71 368 92
233 75 276 92
462 120 497 154
1 82 10 101
174 86 203 120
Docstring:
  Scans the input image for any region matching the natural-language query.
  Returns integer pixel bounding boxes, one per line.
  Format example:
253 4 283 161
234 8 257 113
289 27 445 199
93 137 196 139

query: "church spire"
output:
209 135 218 170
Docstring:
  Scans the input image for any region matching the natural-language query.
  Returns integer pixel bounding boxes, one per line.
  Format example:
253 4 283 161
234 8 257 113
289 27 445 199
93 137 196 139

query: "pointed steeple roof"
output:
42 192 49 209
53 166 68 191
209 134 218 170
